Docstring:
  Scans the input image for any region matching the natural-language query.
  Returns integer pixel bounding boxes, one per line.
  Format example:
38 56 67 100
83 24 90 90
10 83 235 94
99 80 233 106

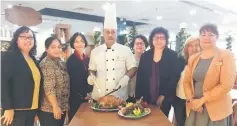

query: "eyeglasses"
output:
135 42 144 46
153 36 166 41
19 36 34 41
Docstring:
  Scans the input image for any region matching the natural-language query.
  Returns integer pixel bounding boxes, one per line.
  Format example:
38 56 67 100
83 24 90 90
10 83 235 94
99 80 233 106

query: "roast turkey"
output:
96 95 125 109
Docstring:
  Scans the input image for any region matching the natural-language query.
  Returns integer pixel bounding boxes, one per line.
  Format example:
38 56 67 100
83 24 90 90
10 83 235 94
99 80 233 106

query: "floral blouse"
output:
40 57 70 113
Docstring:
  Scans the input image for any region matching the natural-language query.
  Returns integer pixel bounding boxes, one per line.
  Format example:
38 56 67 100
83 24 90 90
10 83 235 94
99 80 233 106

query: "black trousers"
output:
173 96 186 126
37 110 66 126
160 98 172 117
1 109 36 126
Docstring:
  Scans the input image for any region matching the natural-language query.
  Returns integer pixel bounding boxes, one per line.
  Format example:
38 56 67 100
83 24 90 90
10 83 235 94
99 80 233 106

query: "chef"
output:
88 3 137 100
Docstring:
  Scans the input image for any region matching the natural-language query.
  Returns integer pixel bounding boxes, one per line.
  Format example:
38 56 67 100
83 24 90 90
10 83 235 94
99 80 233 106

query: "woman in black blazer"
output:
67 33 92 122
1 26 42 126
135 27 182 117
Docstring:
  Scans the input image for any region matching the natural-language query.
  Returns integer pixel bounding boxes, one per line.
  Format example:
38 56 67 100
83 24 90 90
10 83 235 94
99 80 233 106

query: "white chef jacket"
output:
89 42 137 100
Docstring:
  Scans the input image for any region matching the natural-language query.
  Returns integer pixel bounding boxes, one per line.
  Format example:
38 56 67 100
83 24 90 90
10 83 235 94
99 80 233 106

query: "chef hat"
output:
104 3 117 29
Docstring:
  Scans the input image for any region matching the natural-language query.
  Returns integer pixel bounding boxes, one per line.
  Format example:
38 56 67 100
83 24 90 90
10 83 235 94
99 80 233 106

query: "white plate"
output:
91 106 119 112
118 108 151 119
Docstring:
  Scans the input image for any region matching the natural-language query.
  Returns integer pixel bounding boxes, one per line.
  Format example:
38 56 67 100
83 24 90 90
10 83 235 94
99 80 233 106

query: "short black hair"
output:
8 26 37 57
131 35 149 48
69 32 88 49
39 36 61 62
149 27 169 48
44 36 61 49
199 23 219 37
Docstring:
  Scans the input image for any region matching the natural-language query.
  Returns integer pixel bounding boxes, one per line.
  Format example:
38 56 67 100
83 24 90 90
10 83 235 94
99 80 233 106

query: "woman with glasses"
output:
135 27 182 116
127 35 148 102
66 33 92 122
38 37 70 126
184 24 236 126
1 26 42 126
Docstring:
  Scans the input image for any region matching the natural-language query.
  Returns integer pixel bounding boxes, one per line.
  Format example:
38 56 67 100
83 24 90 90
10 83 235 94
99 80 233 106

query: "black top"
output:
1 50 43 110
66 53 92 99
135 47 184 102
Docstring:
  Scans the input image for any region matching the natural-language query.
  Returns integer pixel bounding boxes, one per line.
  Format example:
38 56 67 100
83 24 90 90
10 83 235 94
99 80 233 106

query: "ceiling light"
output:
156 16 163 20
179 22 187 29
210 20 215 23
4 25 8 28
135 0 142 3
214 10 223 15
192 23 198 28
102 2 110 11
8 5 13 8
189 10 196 15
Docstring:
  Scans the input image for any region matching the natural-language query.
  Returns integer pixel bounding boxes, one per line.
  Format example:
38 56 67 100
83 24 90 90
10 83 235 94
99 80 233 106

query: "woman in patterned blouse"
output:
38 36 70 126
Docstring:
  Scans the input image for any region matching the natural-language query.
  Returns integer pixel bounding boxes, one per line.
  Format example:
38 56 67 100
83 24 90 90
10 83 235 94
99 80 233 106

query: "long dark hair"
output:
39 36 61 62
8 26 37 57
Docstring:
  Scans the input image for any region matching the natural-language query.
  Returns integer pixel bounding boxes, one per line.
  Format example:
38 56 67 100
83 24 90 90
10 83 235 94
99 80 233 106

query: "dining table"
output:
69 103 173 126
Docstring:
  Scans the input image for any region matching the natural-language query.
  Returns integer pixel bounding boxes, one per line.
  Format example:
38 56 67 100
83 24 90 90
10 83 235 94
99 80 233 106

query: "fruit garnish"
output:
117 105 123 110
126 102 133 107
133 108 141 116
141 101 148 108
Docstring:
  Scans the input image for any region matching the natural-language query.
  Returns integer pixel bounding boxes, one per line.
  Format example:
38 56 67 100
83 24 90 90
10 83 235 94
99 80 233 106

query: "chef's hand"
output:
156 95 165 108
116 75 130 89
87 75 96 85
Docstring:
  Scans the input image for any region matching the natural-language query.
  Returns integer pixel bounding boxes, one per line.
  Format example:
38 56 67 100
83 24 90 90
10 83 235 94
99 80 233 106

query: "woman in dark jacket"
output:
67 32 92 122
1 26 42 126
135 27 182 117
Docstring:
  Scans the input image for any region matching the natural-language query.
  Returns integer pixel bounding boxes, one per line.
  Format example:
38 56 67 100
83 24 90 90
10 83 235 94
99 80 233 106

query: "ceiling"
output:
1 0 237 36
